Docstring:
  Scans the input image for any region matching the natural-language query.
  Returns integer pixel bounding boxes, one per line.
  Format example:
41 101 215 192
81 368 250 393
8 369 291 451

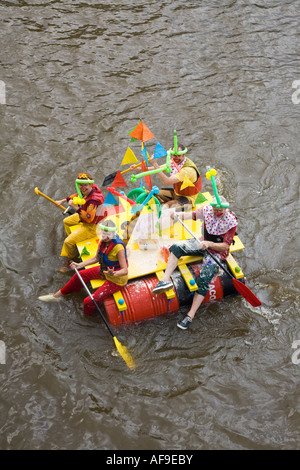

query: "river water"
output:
0 0 299 451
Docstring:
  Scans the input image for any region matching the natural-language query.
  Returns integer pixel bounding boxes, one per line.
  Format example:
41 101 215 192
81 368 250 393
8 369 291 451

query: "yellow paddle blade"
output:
113 336 136 370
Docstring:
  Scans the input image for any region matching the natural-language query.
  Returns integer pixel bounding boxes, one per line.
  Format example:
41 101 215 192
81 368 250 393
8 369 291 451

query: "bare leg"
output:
186 293 205 320
53 290 63 298
160 253 180 282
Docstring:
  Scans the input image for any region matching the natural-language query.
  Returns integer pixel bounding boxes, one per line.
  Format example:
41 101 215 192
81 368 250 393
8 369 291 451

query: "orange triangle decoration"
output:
128 120 155 142
141 159 152 190
121 147 139 165
111 171 128 188
180 176 195 190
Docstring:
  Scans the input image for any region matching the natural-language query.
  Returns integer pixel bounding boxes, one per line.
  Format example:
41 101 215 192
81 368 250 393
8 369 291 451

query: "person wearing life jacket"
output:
55 172 106 273
151 143 202 208
38 220 129 317
152 195 238 330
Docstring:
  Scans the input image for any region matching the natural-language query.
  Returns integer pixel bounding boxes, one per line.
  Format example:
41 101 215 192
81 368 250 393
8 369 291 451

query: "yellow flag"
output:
121 147 139 165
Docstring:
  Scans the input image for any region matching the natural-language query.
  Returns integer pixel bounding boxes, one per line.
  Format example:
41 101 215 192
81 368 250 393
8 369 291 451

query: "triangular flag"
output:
121 147 139 165
103 192 118 206
128 121 141 142
141 146 149 165
180 176 195 190
141 159 152 190
153 141 167 159
194 192 208 205
128 120 155 142
111 170 128 188
141 159 148 171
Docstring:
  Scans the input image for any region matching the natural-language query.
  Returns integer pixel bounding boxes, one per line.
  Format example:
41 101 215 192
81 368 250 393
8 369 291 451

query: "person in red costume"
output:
55 172 105 273
152 195 238 330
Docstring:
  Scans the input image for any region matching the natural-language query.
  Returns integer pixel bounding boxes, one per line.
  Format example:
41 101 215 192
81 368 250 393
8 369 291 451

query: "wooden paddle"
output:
102 155 158 186
177 218 261 307
74 267 135 370
34 187 74 214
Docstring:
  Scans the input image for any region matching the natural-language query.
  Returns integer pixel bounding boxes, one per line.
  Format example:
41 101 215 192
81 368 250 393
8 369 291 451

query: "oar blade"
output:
233 279 261 307
113 336 136 370
102 171 117 187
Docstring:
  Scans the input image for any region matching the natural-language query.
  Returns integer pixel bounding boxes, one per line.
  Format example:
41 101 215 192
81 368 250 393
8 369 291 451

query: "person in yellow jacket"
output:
55 172 106 273
131 143 202 209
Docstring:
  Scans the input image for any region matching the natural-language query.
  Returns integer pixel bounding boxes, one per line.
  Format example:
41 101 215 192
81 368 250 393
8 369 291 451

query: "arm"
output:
56 192 78 207
202 226 237 253
171 206 204 222
70 254 99 270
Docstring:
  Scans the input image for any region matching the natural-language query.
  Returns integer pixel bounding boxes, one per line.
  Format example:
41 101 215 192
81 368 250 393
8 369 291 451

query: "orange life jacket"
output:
173 157 202 196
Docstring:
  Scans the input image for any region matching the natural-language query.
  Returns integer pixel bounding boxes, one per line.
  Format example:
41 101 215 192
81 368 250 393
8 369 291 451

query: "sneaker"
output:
177 315 192 330
152 280 173 294
38 294 61 303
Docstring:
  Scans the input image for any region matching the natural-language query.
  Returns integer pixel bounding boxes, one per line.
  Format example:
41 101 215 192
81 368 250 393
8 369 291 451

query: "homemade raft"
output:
67 120 248 325
73 189 245 325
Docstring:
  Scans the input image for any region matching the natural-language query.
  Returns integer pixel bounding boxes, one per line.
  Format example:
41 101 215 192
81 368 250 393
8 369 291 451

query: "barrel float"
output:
102 261 242 325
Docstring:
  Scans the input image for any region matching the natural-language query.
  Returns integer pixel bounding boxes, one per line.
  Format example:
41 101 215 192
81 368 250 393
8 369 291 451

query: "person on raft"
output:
55 172 106 273
152 196 238 330
38 220 129 317
131 143 202 209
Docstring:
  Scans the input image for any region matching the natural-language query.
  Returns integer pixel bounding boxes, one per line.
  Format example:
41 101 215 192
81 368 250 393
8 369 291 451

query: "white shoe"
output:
38 294 61 302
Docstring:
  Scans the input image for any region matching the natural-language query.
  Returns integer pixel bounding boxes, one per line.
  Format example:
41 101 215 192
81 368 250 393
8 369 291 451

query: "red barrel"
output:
102 261 239 325
103 275 180 325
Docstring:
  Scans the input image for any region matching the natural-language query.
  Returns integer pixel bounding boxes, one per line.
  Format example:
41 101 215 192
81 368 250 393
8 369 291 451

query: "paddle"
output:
102 156 158 186
34 187 75 214
74 267 136 370
102 162 143 186
177 218 261 307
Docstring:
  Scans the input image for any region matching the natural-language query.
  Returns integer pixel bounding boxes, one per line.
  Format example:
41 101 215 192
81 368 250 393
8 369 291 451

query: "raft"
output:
72 189 246 325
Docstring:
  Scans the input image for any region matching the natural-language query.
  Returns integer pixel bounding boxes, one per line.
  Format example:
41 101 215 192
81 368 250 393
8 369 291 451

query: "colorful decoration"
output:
141 146 149 165
111 171 128 188
75 175 94 200
206 168 229 208
194 192 207 205
128 120 155 142
131 186 160 214
169 130 188 156
153 141 167 160
180 175 195 190
81 246 90 256
98 223 118 232
141 159 152 190
72 196 86 205
121 147 139 165
103 192 118 206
